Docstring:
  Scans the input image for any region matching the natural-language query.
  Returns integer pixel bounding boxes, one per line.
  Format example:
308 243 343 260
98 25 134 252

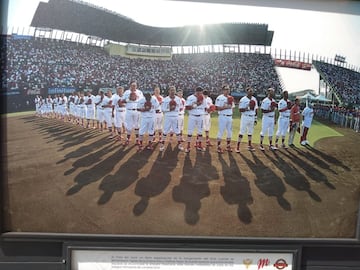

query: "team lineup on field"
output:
34 81 315 154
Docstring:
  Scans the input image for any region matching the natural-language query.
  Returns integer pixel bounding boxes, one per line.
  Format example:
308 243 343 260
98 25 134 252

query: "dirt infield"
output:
2 114 360 238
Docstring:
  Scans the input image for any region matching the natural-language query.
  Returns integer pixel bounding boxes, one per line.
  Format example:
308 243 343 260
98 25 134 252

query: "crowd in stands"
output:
313 61 360 106
313 104 360 132
5 37 282 98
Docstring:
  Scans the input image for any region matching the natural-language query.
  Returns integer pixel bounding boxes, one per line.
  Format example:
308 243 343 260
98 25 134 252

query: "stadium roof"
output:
30 0 274 46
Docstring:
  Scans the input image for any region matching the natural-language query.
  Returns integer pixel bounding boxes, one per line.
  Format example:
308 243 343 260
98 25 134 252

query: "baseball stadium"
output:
1 0 360 240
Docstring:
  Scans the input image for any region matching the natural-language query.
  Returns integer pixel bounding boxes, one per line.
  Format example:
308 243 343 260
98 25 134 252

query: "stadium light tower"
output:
334 54 346 66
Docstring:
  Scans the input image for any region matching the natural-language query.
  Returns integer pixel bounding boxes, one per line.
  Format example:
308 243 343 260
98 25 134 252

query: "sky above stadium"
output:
5 0 360 93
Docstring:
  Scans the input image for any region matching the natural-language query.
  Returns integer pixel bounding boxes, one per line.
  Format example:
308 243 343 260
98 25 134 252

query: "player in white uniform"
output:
84 90 96 129
137 93 160 151
34 95 41 116
203 90 215 146
45 95 53 118
111 86 126 141
236 86 258 152
101 89 115 138
94 90 105 131
73 92 81 125
53 94 60 119
68 92 76 124
159 86 184 152
259 88 278 151
59 93 68 121
176 89 186 142
300 103 314 145
275 91 291 148
152 85 164 142
121 81 144 146
184 86 207 153
78 91 87 127
215 85 235 153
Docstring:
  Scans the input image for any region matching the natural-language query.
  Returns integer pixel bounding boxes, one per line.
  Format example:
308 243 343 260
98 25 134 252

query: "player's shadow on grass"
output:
265 151 321 202
240 152 291 211
172 149 218 225
97 149 152 205
305 145 351 171
58 131 98 150
36 121 73 138
282 149 336 190
132 145 179 216
219 152 253 224
58 136 111 164
63 143 118 175
66 147 132 196
21 115 39 123
291 147 338 175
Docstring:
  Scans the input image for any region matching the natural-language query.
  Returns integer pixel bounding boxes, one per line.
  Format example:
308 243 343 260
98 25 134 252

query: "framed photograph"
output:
1 0 360 269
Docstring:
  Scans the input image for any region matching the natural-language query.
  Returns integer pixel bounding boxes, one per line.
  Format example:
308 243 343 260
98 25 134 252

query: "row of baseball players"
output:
35 81 314 152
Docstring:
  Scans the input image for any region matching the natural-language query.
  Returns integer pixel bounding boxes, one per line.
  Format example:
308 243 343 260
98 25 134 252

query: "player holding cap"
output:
121 80 144 146
259 87 278 151
275 91 292 148
137 93 160 151
184 86 207 153
203 90 215 146
112 86 126 141
152 85 164 142
215 84 235 153
159 86 184 152
176 89 186 142
288 98 301 147
236 86 258 152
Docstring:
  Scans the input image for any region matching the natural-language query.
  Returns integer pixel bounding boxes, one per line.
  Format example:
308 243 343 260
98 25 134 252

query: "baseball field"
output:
2 112 360 238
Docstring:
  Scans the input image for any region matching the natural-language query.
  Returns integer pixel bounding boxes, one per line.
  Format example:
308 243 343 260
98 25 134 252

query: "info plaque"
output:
70 249 296 270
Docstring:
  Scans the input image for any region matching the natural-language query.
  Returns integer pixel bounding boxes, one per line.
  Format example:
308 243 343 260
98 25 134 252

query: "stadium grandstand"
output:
313 60 360 106
1 0 359 113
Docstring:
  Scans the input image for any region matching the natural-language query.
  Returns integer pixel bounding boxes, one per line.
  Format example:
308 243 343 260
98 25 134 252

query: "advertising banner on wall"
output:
48 87 76 95
274 59 312 71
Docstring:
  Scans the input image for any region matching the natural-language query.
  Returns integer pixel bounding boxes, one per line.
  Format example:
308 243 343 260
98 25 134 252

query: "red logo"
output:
257 258 270 270
274 259 288 269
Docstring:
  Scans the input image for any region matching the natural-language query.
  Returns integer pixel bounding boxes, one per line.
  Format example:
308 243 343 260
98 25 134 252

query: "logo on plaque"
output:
274 258 288 269
257 258 270 269
243 258 252 269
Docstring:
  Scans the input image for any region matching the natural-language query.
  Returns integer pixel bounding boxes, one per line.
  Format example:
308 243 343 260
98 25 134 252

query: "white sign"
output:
71 250 294 270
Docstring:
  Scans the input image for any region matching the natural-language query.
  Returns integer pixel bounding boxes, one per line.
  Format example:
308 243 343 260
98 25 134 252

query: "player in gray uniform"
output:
236 86 258 152
275 91 291 148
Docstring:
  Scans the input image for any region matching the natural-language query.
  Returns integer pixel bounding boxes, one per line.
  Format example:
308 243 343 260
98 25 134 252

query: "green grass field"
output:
4 110 343 147
183 109 343 147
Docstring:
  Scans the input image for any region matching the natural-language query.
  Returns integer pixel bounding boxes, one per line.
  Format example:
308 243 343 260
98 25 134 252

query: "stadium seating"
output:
5 37 282 98
313 60 360 105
